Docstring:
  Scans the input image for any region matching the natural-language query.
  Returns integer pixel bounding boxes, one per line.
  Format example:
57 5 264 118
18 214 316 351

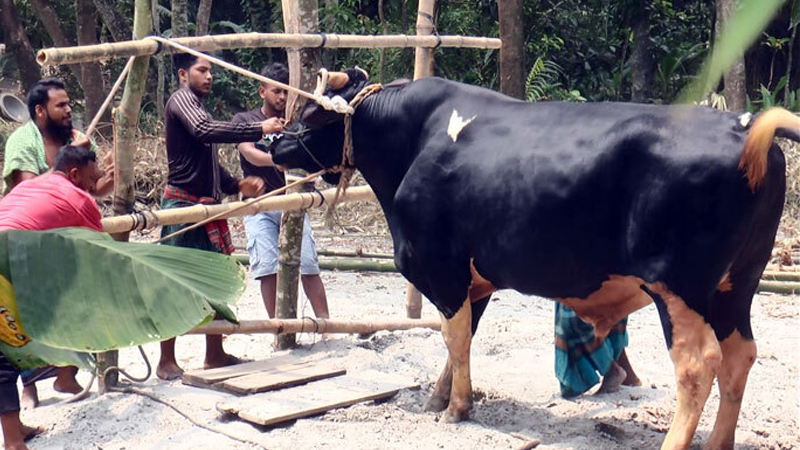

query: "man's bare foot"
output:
20 385 38 410
21 424 45 442
203 354 246 370
156 361 184 381
616 350 641 387
596 361 627 394
53 376 82 395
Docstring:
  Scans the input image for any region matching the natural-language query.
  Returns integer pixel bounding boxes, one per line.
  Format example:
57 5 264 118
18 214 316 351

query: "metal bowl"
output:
0 93 29 123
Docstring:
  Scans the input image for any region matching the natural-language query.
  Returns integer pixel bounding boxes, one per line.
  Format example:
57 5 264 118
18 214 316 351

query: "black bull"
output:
272 68 800 450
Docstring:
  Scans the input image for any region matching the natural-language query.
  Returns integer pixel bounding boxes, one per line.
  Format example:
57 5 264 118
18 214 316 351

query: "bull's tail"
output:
739 107 800 191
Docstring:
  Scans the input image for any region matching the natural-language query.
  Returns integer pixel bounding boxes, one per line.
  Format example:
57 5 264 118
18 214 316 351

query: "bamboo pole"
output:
406 0 436 318
36 33 501 66
98 0 152 394
761 271 800 282
316 249 394 259
275 0 322 351
100 185 376 234
187 318 441 335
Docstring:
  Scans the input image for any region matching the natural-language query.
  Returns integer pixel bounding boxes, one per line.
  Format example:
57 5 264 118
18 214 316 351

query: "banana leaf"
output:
0 228 246 357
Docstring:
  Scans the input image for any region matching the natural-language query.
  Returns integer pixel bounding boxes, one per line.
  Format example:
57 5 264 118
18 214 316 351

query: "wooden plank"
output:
219 365 346 395
217 374 419 427
182 354 305 387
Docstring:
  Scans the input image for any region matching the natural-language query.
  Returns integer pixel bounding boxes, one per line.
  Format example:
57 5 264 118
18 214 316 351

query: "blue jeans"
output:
243 210 320 278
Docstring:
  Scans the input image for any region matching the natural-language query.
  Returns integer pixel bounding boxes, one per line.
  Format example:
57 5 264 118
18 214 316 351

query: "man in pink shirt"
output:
0 144 102 450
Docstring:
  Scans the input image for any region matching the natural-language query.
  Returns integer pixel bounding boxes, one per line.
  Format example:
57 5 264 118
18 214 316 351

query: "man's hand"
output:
239 176 266 197
93 151 115 197
261 117 284 135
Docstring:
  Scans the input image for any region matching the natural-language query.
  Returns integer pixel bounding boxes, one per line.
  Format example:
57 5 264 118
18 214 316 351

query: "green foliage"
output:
0 227 246 354
680 0 787 104
525 57 585 102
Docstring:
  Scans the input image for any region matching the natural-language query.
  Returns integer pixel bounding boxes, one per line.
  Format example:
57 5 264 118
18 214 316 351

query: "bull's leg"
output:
704 331 756 450
440 297 473 423
425 295 490 412
704 267 761 450
648 285 722 450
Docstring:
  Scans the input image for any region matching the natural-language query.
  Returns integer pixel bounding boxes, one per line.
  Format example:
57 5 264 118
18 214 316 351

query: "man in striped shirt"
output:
156 53 277 381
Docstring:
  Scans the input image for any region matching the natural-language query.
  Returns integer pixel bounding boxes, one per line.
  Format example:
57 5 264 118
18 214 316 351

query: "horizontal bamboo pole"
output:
316 249 394 259
761 271 800 282
187 318 441 335
37 33 502 66
100 185 376 234
758 280 800 295
233 254 398 272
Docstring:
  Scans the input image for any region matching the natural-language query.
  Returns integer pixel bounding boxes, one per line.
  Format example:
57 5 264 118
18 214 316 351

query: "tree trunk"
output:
413 0 435 79
498 0 525 99
76 0 108 127
171 0 188 89
29 0 93 114
278 0 321 350
100 0 152 393
630 3 653 103
152 0 165 120
171 0 189 38
716 0 746 111
784 24 797 104
378 0 388 83
93 0 131 42
196 0 213 36
0 0 41 91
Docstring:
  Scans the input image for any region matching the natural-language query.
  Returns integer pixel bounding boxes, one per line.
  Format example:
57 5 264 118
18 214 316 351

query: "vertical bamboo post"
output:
98 0 151 393
405 0 437 319
276 0 321 350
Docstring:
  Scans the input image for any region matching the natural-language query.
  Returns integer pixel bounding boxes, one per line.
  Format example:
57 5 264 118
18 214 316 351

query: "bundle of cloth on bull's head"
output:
274 66 800 450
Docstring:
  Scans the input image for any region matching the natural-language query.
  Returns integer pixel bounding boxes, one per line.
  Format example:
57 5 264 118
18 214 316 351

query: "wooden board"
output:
182 354 305 387
217 373 419 427
219 364 346 395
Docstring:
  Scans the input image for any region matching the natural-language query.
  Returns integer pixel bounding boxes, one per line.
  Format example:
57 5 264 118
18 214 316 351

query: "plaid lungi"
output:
160 185 235 255
554 302 628 398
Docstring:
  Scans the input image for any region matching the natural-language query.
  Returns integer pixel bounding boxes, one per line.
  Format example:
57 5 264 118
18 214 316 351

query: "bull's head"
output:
272 67 371 185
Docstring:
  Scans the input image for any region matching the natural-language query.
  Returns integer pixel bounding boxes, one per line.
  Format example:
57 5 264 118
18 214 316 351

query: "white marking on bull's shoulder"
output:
447 109 476 142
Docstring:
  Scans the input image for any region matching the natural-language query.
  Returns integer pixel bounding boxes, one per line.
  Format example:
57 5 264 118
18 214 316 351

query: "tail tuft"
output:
739 107 800 191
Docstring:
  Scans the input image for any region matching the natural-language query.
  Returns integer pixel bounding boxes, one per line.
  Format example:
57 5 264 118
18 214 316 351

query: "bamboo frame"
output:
37 32 501 66
100 185 376 234
187 318 441 335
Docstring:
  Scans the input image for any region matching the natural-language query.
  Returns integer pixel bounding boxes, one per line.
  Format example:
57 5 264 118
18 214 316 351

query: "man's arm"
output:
170 90 263 144
8 170 37 191
237 142 277 167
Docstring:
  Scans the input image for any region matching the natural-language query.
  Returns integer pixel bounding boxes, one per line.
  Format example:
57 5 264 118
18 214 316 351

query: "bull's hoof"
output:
442 405 469 423
424 394 449 412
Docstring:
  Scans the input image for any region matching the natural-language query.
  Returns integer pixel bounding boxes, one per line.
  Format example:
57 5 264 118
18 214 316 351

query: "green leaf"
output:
0 228 246 352
679 0 787 104
0 340 94 371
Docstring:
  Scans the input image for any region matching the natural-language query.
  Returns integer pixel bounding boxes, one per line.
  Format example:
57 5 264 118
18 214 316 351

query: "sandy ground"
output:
11 235 800 450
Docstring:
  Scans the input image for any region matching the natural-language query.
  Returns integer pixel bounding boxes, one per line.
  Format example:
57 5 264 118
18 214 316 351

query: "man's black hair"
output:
27 78 67 120
261 62 289 86
173 52 202 79
53 145 96 172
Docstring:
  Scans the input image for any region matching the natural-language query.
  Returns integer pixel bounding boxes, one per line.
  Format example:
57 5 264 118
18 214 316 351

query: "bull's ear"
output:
327 72 350 90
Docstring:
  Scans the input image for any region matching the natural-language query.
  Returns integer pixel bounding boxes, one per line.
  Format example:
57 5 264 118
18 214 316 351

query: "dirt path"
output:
15 268 798 450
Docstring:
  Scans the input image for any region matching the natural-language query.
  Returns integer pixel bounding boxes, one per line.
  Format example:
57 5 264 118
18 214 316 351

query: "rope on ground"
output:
109 384 270 449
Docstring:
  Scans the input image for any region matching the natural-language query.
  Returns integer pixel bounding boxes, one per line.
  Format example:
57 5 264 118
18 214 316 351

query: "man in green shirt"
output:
2 78 112 195
1 78 113 409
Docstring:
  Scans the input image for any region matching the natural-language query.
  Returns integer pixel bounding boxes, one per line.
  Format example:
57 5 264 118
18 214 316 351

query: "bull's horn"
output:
355 66 369 79
327 71 350 90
